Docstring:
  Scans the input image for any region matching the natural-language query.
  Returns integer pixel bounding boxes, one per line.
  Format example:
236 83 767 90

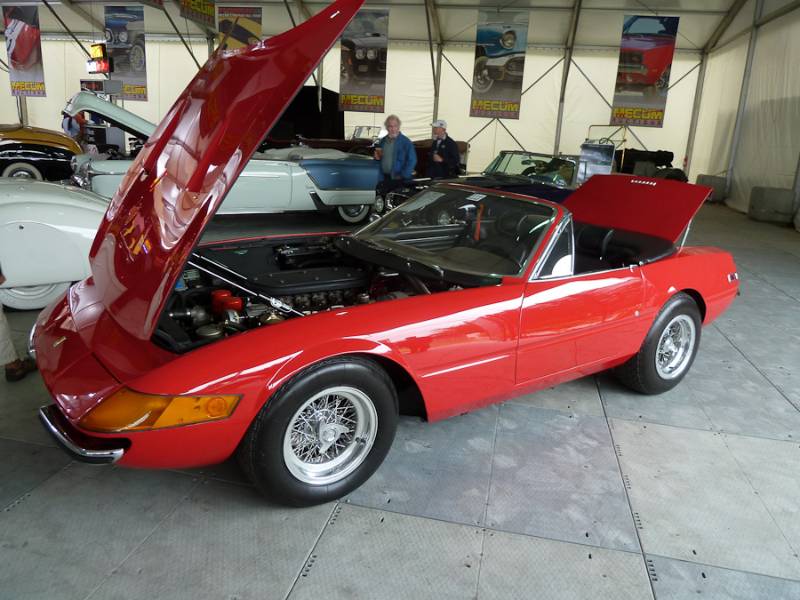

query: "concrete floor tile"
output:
345 409 496 526
0 438 69 508
478 529 653 600
288 504 482 600
507 376 605 417
90 481 333 600
0 464 198 600
486 404 639 552
649 555 800 600
601 326 800 441
612 420 800 580
724 435 800 552
713 274 800 410
174 457 250 486
0 373 58 446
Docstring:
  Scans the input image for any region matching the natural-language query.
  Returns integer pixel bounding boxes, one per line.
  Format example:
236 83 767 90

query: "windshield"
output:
484 152 575 187
353 186 556 278
623 16 679 36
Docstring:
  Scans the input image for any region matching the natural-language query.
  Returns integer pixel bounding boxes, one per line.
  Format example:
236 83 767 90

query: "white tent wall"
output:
562 50 701 165
688 36 749 183
0 38 210 129
728 10 800 212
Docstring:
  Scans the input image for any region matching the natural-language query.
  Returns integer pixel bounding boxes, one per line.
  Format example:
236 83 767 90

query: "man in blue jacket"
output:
374 114 416 198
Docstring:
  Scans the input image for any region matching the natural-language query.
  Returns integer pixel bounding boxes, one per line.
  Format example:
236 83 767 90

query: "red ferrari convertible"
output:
33 0 738 506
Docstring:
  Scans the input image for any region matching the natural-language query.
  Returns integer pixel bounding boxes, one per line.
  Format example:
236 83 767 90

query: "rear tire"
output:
0 282 70 310
336 204 371 224
614 292 701 394
2 162 43 180
237 357 398 506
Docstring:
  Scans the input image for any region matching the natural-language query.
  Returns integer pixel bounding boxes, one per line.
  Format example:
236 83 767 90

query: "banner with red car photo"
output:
180 0 215 29
469 10 528 119
217 6 261 51
3 6 46 97
611 15 679 128
105 6 148 101
339 9 388 113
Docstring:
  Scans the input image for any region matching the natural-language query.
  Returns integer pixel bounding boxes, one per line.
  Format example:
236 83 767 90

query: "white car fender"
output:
0 182 106 289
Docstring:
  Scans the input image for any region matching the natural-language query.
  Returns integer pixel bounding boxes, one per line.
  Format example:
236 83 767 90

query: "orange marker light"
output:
79 388 240 433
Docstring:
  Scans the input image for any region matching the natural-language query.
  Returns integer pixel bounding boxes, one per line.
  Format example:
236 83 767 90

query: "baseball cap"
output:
431 119 447 128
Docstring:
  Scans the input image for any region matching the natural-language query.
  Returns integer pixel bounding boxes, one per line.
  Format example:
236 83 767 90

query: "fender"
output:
0 220 93 287
263 336 424 410
639 247 738 326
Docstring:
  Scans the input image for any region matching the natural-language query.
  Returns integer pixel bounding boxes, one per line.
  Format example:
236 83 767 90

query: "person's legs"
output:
1 305 36 382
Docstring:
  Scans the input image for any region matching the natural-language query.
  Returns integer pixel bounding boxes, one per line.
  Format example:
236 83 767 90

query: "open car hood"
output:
87 0 363 341
65 91 156 140
563 175 711 244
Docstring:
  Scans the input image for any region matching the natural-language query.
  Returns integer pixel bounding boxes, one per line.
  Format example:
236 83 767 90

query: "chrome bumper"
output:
38 405 128 465
27 322 37 360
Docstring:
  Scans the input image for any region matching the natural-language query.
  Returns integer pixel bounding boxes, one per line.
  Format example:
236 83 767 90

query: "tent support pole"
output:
725 0 764 199
683 56 707 178
553 0 581 155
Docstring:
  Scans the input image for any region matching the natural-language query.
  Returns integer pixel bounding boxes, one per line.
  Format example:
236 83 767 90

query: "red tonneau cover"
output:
563 175 711 243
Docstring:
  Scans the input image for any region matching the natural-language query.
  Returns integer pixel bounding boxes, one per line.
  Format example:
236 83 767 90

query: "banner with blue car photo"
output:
104 6 147 101
470 10 528 119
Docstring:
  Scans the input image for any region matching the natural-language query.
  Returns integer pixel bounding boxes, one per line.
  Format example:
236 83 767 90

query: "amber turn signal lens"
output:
79 388 240 433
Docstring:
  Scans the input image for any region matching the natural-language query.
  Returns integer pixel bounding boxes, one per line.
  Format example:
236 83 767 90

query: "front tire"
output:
336 204 371 224
0 282 70 310
238 357 398 506
614 292 701 394
2 162 43 180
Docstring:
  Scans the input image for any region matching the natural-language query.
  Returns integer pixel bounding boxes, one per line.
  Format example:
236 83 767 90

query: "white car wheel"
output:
0 282 70 310
336 204 371 224
2 162 43 180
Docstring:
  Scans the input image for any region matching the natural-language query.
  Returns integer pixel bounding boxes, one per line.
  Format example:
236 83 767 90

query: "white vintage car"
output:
66 92 381 224
0 179 105 309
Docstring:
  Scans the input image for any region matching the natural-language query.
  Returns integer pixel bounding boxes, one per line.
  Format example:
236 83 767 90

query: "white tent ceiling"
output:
0 0 750 50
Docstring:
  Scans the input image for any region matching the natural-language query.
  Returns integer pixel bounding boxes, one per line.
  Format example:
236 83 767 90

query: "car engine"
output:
154 235 440 353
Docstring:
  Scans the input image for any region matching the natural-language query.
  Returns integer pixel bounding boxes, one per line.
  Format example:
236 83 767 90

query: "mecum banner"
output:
217 6 262 51
180 0 215 29
105 6 148 100
470 10 528 119
339 9 388 113
3 6 45 97
611 15 679 127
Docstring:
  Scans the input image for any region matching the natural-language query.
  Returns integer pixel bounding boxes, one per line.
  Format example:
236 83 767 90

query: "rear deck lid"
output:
563 174 711 244
87 0 363 341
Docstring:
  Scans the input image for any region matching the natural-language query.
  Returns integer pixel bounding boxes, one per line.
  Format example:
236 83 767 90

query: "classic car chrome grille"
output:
620 51 642 65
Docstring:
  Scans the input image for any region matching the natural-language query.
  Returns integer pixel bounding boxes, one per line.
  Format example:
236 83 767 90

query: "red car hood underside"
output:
87 0 363 341
563 175 711 244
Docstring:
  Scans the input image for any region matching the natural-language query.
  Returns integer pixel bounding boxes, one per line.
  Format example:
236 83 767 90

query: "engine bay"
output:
154 235 454 353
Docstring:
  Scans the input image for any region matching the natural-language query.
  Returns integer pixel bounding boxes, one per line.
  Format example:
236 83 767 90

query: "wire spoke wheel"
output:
283 386 378 486
655 314 696 380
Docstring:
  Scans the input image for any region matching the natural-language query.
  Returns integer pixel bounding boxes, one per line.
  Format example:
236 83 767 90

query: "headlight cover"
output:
79 388 241 433
355 48 366 60
501 31 516 49
366 48 377 60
